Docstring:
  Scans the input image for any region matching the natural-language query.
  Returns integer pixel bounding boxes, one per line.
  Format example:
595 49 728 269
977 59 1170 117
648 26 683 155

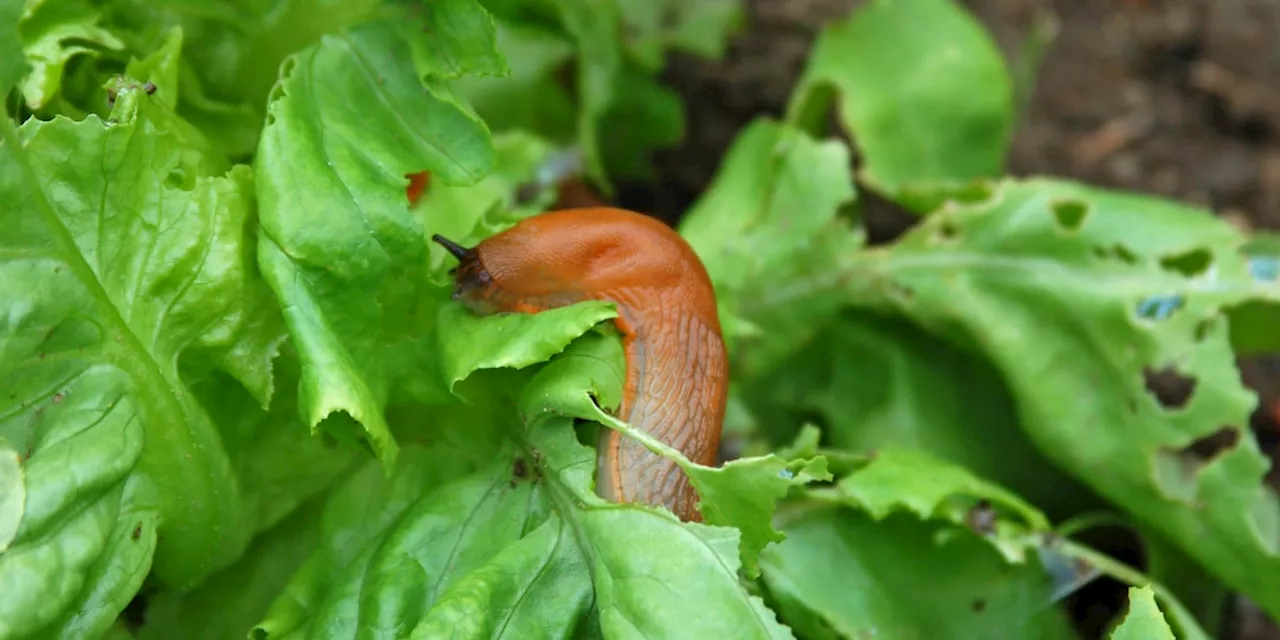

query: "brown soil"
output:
638 0 1280 638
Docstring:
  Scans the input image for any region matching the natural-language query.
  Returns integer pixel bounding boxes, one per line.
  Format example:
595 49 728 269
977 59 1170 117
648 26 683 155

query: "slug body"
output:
435 207 728 522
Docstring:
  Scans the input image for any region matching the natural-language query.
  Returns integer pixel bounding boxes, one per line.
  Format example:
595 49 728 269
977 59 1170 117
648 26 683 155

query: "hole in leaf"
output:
1154 426 1242 504
1136 295 1185 321
1050 199 1089 232
1159 247 1213 277
862 188 919 245
1093 243 1139 265
1184 426 1241 460
1248 256 1280 282
1144 365 1197 410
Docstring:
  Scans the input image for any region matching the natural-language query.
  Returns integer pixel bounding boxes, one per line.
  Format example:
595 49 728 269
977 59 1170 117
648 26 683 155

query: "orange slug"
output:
434 207 728 522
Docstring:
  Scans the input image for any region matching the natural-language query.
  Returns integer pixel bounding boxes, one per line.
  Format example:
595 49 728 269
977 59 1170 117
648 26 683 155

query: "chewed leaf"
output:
255 7 505 467
523 332 831 575
689 454 831 578
833 448 1048 529
738 313 1098 517
787 0 1012 204
438 300 617 392
1111 586 1176 640
837 177 1280 616
810 448 1049 563
1231 232 1280 354
760 508 1076 639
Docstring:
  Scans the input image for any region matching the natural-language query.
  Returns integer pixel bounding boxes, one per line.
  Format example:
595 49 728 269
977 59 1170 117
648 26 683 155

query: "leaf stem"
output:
1047 536 1211 640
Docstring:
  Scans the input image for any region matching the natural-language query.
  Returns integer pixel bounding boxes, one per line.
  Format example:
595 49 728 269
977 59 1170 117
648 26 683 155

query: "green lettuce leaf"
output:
253 312 808 636
0 440 19 554
617 0 745 67
0 77 286 637
760 507 1075 639
0 0 26 95
834 178 1280 617
254 4 506 468
16 0 125 110
813 447 1049 561
678 118 861 376
738 312 1100 517
518 330 830 580
517 336 796 639
474 0 692 183
1111 586 1176 640
450 21 577 141
135 495 329 640
763 450 1211 639
787 0 1013 208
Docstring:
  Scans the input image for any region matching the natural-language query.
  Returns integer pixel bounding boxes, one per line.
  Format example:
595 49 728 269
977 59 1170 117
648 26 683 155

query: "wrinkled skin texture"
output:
435 207 728 522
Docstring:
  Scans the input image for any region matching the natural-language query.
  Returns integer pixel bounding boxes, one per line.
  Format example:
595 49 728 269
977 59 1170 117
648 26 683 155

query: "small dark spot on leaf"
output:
53 266 61 274
1194 317 1215 341
937 220 958 240
512 457 527 486
132 523 142 540
971 598 987 613
144 82 156 95
1144 366 1197 410
1159 247 1213 278
966 499 997 536
1050 199 1089 232
38 353 46 360
52 392 63 404
887 280 914 300
1072 556 1094 581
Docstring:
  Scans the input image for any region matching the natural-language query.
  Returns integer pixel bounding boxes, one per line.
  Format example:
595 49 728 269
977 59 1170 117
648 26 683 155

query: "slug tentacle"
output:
438 208 727 522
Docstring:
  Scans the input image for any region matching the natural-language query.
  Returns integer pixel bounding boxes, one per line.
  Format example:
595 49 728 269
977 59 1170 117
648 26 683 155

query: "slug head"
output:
431 234 501 315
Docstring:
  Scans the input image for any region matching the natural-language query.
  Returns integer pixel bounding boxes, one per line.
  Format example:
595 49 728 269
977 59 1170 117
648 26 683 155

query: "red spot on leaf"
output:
406 171 431 206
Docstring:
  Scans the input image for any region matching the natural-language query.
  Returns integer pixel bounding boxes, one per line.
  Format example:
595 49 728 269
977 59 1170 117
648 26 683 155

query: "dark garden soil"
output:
628 1 1280 638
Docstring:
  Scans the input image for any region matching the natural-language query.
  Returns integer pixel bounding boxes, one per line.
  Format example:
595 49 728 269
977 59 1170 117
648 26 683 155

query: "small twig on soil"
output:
1189 61 1280 126
1070 111 1156 167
